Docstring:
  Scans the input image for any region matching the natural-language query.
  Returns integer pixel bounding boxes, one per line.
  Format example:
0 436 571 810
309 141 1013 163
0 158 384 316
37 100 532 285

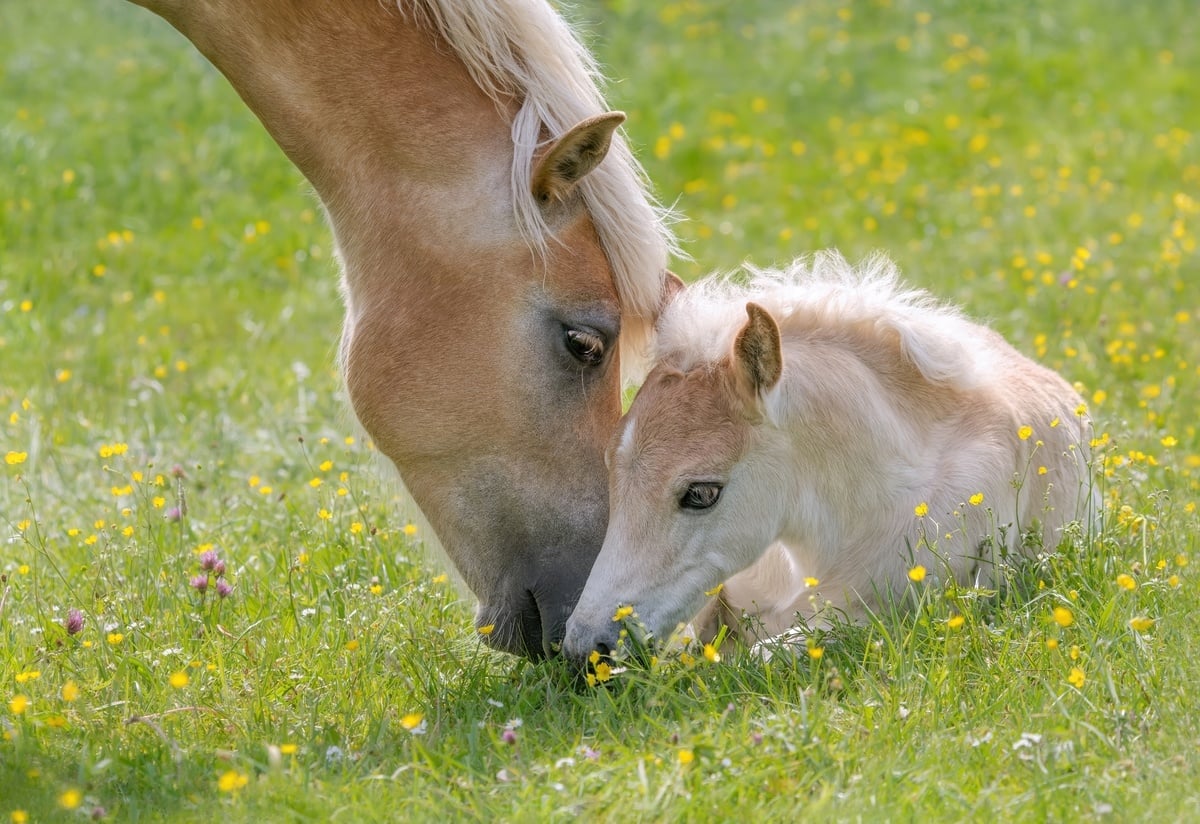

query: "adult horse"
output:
122 0 678 658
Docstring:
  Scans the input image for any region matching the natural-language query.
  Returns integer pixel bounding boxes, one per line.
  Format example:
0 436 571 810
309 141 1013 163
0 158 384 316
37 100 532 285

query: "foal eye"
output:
564 327 606 366
680 483 723 511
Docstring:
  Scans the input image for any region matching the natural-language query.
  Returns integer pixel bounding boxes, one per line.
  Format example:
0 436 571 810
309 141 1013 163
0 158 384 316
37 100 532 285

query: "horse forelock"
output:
655 251 989 390
402 0 680 380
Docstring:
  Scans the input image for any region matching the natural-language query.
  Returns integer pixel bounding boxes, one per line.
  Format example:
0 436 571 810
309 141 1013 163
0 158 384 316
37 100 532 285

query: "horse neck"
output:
140 0 515 251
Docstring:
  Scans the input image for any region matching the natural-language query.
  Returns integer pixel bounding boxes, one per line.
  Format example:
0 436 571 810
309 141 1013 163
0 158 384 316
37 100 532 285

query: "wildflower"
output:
914 502 929 517
4 451 26 465
1017 425 1033 440
1176 554 1189 567
279 744 298 755
106 632 124 646
350 522 364 535
593 661 613 683
703 643 721 663
704 582 724 596
189 575 209 594
199 549 219 570
9 695 29 715
968 493 984 506
1129 616 1155 632
1116 573 1137 591
1052 606 1074 627
501 728 518 745
430 573 447 584
344 639 360 652
216 580 233 599
61 681 80 702
1067 667 1085 688
217 770 249 793
612 605 634 622
678 749 695 765
12 810 29 823
318 508 332 521
212 560 226 577
803 576 820 588
403 523 418 537
169 671 190 689
14 671 40 685
477 624 495 636
165 506 182 522
947 614 965 629
1074 403 1088 417
59 789 82 810
808 646 824 660
400 713 426 734
908 565 927 583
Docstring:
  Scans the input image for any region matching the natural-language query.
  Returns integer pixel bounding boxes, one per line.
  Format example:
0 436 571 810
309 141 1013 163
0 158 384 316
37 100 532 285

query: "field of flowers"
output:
3 0 1199 820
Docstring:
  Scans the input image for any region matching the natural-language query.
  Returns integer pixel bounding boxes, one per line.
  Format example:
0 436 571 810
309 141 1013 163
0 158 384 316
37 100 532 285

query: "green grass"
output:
3 0 1199 820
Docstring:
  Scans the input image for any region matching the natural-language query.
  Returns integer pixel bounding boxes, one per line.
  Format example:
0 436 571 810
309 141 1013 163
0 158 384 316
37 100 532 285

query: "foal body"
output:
564 252 1097 660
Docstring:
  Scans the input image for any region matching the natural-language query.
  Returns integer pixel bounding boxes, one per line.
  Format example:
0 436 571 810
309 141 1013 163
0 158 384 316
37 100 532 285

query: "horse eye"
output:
680 483 722 510
564 327 606 366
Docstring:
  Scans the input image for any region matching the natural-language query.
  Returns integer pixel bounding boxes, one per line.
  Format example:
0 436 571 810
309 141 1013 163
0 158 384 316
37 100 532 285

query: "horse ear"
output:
733 302 783 395
531 111 626 205
655 269 686 327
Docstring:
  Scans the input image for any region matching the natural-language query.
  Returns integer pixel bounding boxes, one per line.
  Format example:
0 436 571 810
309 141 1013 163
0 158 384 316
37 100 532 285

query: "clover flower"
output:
64 608 84 636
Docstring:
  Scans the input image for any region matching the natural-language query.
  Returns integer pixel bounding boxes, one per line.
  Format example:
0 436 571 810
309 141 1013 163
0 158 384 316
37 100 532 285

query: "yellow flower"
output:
403 523 418 537
279 743 298 755
59 789 82 809
12 810 29 823
1162 436 1178 448
317 508 332 521
107 632 124 645
217 770 249 793
319 460 333 472
612 605 634 622
14 671 40 684
477 624 495 636
1017 425 1033 440
61 681 80 702
947 614 965 629
593 661 613 683
169 671 190 689
369 584 383 596
1129 616 1155 632
1052 606 1074 628
703 643 721 663
431 573 447 584
400 712 424 731
908 565 927 583
677 749 695 765
9 695 29 715
1046 638 1059 650
1115 573 1137 591
914 502 929 517
1067 667 1085 688
344 639 360 652
968 493 984 506
704 582 724 597
803 576 820 588
1075 402 1088 417
4 451 26 465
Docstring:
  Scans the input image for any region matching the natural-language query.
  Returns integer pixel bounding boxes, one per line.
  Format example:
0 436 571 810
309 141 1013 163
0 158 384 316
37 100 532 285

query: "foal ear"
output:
531 111 626 205
733 302 783 394
655 269 686 327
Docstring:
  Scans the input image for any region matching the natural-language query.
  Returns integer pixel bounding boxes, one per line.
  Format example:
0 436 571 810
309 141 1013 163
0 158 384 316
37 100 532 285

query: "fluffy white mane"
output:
655 250 990 390
404 0 681 371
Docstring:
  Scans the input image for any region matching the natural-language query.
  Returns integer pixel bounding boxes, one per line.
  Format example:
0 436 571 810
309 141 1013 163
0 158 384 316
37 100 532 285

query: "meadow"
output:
2 0 1199 820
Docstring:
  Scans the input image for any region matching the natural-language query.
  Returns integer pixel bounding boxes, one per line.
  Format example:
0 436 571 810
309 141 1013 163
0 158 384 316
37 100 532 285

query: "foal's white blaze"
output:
563 251 1097 662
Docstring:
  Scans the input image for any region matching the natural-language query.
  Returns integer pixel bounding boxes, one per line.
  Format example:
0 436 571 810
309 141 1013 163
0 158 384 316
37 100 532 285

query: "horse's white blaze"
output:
563 251 1098 661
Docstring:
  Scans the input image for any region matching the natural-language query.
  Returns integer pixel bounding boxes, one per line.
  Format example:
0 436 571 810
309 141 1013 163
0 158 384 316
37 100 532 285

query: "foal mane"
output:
656 251 988 390
403 0 680 372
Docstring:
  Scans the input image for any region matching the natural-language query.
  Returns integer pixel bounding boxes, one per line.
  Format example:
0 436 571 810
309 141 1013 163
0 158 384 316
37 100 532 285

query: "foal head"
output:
562 303 788 662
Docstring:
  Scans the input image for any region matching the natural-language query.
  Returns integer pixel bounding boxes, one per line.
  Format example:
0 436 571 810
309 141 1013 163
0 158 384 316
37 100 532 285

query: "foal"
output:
563 251 1097 661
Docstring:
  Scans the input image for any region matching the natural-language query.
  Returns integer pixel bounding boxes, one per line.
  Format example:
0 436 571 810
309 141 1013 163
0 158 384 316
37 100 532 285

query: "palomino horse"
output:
563 251 1098 663
123 0 678 658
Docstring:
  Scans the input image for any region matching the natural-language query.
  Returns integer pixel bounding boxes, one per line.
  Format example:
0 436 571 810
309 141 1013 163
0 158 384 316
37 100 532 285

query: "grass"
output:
2 0 1199 819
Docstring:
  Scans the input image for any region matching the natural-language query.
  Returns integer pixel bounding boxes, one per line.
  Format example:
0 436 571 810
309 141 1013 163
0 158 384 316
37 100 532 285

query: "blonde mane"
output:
655 251 989 390
403 0 681 371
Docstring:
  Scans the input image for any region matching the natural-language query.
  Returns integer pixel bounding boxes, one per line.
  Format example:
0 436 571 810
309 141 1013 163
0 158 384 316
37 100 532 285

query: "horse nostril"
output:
593 641 611 659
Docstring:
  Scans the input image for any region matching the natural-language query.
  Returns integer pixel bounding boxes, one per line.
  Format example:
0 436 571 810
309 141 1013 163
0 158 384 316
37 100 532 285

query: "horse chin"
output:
475 586 575 660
